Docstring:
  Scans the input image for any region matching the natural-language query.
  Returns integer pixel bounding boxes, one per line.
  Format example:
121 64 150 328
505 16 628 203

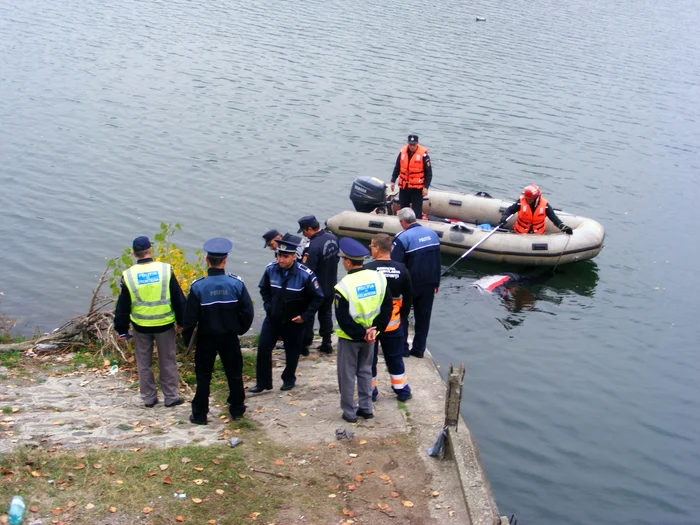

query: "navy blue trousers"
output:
303 294 334 346
192 334 245 420
256 318 305 388
404 286 436 357
372 329 411 400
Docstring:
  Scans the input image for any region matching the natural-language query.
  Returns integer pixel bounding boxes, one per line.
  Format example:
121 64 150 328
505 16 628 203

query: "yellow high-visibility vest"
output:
334 270 387 341
123 262 175 326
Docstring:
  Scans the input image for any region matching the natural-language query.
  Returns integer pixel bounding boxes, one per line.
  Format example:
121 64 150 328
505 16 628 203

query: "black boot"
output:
318 340 333 354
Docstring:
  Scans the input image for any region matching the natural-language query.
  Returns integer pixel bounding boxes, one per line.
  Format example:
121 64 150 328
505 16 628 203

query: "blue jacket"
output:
182 268 254 345
258 261 324 324
391 223 441 288
301 229 339 295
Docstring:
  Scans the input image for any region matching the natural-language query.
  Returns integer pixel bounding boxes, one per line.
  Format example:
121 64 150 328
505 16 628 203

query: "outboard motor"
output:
349 176 388 213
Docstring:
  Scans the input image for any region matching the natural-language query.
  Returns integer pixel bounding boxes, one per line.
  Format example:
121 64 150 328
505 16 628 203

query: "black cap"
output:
203 237 233 257
132 236 151 252
297 215 318 233
276 237 300 255
407 134 419 144
262 229 281 248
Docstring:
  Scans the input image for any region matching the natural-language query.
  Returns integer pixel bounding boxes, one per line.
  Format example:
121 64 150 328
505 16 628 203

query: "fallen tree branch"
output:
249 468 292 479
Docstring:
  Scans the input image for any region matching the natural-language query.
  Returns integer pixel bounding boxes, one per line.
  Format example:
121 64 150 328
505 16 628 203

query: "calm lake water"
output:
1 0 699 523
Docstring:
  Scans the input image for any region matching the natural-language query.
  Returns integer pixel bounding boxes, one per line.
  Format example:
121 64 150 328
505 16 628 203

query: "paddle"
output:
441 214 513 276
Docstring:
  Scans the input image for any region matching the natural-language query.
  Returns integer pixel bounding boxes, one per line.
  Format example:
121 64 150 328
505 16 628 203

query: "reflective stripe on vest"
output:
398 145 427 190
334 270 387 340
123 262 176 325
385 298 403 332
514 196 548 234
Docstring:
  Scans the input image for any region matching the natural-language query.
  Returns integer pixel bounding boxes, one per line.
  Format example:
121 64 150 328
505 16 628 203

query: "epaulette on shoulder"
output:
297 263 314 275
227 273 243 282
190 276 206 287
266 261 277 269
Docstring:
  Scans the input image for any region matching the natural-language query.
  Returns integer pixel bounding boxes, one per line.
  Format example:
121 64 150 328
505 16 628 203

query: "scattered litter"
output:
228 437 242 448
109 365 119 375
173 493 187 499
335 428 354 441
35 344 58 351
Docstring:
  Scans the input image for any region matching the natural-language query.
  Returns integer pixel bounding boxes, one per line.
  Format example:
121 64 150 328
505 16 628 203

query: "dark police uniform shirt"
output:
391 224 442 289
182 268 254 345
363 259 413 319
301 230 339 295
258 261 324 324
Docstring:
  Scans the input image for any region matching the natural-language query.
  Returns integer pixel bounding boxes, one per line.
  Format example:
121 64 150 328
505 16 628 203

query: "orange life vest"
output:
398 145 427 190
385 298 403 332
514 196 548 234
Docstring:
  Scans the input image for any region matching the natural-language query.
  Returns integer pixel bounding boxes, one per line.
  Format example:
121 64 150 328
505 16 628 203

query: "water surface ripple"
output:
1 0 699 523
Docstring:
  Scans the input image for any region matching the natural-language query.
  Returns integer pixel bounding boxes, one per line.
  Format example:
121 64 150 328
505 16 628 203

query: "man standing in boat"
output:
389 134 432 219
391 208 441 359
499 184 573 235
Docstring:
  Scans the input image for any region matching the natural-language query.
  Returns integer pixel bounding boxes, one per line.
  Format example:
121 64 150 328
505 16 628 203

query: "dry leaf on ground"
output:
391 491 400 498
175 516 184 522
143 507 153 514
215 489 224 495
191 498 203 504
159 464 169 471
274 459 285 466
163 477 172 485
181 457 192 464
109 507 117 513
401 500 414 507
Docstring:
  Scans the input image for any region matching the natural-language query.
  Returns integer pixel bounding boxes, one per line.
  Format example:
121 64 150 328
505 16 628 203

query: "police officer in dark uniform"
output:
250 236 324 393
262 229 282 251
391 207 442 358
298 215 339 354
183 238 254 425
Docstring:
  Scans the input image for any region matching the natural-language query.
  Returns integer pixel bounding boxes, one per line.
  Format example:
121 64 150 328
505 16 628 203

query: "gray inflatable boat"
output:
326 177 605 266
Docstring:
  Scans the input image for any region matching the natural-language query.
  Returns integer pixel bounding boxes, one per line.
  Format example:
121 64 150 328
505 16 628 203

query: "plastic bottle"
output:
8 495 26 525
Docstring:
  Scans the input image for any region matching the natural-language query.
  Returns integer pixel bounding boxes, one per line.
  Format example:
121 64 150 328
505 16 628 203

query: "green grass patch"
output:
229 418 256 431
397 400 411 420
0 350 22 368
0 442 292 524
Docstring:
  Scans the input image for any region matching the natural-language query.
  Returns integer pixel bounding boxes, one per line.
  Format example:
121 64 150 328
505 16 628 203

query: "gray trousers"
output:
133 327 180 405
337 338 373 419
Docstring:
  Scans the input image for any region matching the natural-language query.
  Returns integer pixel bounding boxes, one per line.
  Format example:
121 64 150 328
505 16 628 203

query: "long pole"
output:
441 215 512 276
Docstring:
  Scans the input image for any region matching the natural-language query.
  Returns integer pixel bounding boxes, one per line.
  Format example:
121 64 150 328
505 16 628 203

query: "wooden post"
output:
444 364 466 431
